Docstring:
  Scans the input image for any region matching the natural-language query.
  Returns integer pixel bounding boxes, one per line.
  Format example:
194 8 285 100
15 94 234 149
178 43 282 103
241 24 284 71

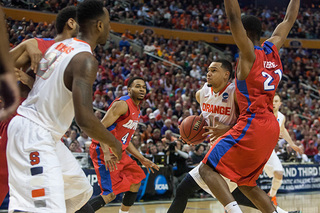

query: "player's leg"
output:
6 116 66 212
76 143 116 212
264 150 284 206
118 155 146 213
238 185 276 213
55 141 93 213
199 163 242 213
120 182 141 213
167 173 201 213
0 122 9 205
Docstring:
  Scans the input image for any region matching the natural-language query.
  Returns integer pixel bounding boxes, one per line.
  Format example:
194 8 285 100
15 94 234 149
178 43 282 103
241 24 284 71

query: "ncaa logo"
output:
154 175 168 195
222 92 229 102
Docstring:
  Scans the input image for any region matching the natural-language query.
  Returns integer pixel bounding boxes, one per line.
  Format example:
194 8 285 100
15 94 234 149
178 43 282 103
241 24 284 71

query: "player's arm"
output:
224 0 255 79
267 0 300 51
126 142 159 173
10 38 43 71
196 90 200 104
0 7 20 121
280 117 303 154
67 52 122 161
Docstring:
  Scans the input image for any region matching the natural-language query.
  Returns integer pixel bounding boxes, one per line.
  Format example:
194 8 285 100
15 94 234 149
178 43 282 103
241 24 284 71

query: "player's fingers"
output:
154 164 160 171
202 131 213 137
203 126 215 130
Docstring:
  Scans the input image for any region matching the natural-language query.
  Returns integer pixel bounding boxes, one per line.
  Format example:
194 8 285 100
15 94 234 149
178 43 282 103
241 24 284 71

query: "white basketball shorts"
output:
6 116 92 213
264 149 284 178
189 162 237 197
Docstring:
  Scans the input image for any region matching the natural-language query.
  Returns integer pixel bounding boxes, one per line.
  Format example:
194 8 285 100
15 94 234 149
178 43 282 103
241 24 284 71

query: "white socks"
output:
119 210 129 213
225 201 242 213
276 206 288 213
269 177 282 197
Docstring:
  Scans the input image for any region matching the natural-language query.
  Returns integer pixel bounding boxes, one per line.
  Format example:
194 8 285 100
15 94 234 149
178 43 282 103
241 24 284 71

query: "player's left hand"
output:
292 144 303 155
141 158 159 174
202 120 231 141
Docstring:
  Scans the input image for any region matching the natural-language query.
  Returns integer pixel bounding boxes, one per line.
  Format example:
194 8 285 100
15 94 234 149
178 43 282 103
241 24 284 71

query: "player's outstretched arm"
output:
10 38 43 71
267 0 300 51
67 52 122 161
224 0 255 78
126 142 159 173
0 7 20 120
280 117 303 154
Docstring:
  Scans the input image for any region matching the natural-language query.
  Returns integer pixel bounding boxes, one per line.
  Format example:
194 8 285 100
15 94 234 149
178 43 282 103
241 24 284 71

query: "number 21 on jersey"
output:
262 69 282 91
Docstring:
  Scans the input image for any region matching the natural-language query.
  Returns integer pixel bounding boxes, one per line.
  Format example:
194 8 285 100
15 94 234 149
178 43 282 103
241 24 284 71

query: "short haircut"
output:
127 76 145 88
77 0 105 29
55 6 77 34
241 15 262 41
215 59 233 79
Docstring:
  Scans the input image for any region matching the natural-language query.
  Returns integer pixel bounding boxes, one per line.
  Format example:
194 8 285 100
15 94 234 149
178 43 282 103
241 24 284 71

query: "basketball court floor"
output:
97 191 320 213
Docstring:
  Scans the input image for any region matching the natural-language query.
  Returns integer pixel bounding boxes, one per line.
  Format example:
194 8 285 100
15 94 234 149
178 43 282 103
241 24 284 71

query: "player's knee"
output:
122 191 138 207
102 192 116 203
274 171 283 179
130 182 141 192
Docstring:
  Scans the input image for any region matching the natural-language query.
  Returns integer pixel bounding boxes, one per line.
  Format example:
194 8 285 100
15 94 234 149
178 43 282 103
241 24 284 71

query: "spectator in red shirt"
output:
305 140 318 156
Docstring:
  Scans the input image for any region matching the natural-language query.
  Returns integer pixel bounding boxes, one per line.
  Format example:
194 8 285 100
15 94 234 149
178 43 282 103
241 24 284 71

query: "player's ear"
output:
66 18 77 31
96 20 103 33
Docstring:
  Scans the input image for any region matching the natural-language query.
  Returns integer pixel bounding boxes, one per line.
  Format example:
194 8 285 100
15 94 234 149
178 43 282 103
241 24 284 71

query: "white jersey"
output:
199 82 237 126
18 38 92 139
276 111 285 128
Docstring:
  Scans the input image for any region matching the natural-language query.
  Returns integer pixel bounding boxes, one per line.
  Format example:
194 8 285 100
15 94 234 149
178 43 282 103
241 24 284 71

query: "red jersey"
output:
35 38 55 55
236 41 282 117
92 95 140 151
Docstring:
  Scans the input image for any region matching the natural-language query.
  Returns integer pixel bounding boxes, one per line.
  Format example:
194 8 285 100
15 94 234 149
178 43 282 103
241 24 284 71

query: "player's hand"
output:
26 45 43 72
141 158 159 174
202 119 231 141
108 139 123 162
103 148 118 172
291 144 303 155
15 68 34 89
0 72 20 121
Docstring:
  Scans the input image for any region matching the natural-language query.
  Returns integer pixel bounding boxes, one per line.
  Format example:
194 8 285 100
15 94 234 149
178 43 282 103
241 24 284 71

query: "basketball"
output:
179 115 208 145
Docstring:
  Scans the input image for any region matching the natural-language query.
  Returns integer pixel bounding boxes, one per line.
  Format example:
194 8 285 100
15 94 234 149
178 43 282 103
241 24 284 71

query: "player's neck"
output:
76 33 97 51
212 82 228 94
274 110 278 117
130 95 140 106
54 32 71 43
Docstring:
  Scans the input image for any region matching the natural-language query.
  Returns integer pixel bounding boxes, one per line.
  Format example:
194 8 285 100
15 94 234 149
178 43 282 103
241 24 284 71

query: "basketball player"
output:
0 6 78 205
0 7 20 121
6 1 122 212
199 0 299 212
168 59 238 213
265 94 303 206
86 76 159 213
168 61 298 213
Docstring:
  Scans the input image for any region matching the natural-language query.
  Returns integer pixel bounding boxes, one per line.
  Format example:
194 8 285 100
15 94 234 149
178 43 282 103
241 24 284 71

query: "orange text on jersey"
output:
202 103 231 116
55 43 74 54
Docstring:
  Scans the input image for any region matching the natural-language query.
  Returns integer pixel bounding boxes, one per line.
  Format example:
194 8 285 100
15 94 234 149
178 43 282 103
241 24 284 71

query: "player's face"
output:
97 8 110 45
206 62 229 88
273 95 282 113
129 79 147 101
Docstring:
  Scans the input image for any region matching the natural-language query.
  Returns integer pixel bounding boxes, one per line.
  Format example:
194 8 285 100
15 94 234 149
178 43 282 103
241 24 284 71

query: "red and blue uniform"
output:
203 41 282 186
90 95 146 195
0 38 55 205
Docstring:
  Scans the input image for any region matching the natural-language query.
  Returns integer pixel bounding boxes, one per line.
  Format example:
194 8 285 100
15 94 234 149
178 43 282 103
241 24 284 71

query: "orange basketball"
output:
179 115 208 145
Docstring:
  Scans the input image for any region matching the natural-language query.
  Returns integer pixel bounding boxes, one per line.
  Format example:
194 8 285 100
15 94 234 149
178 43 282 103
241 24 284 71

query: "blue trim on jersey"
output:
96 144 113 195
107 123 117 131
263 41 274 55
41 38 54 41
207 113 256 168
236 79 252 113
254 46 263 50
119 95 130 101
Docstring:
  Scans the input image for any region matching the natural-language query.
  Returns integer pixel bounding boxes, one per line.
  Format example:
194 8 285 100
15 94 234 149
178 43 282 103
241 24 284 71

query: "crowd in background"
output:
3 3 320 174
2 0 320 39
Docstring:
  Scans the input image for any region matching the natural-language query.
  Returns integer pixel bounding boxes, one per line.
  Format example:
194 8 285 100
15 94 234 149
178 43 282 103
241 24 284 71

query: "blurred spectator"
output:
69 140 83 153
66 129 78 147
92 94 104 110
151 129 162 143
146 113 162 130
313 145 320 163
77 130 91 150
190 144 206 165
119 35 130 52
161 130 177 144
161 119 175 136
305 140 318 157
